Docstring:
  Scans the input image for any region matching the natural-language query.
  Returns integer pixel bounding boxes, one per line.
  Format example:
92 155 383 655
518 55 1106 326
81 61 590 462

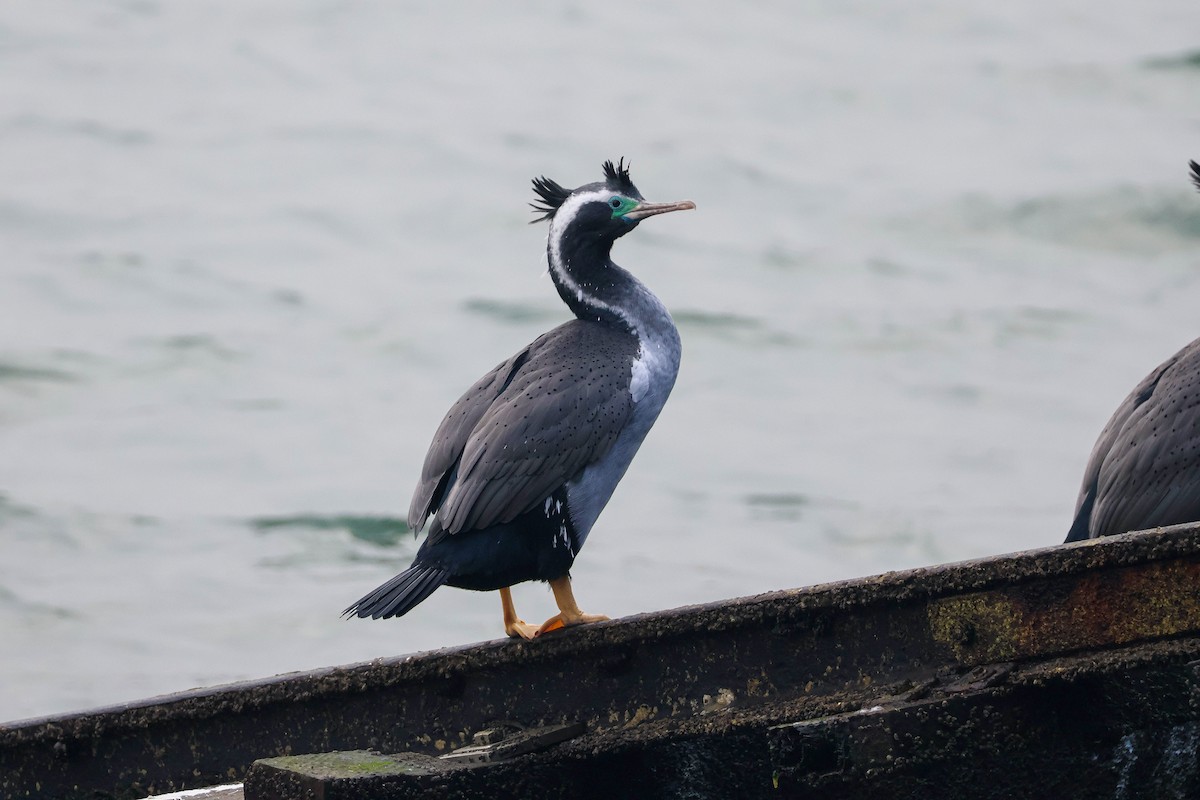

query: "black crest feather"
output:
1190 160 1200 193
530 159 638 223
530 175 571 223
602 157 637 195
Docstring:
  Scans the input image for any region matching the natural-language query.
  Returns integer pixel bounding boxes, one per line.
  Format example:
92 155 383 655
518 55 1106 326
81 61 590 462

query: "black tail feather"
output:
344 566 450 620
1064 487 1095 543
1190 160 1200 193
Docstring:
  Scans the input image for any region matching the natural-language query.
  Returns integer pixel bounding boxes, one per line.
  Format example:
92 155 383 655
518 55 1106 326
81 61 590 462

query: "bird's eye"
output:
608 197 623 209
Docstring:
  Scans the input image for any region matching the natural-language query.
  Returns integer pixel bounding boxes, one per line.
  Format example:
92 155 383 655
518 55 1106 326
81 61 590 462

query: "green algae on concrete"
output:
257 751 436 778
928 559 1200 666
246 750 461 800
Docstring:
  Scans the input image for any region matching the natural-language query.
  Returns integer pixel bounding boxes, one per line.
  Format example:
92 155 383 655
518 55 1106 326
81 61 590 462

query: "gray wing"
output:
409 320 637 536
407 347 531 531
1078 337 1200 537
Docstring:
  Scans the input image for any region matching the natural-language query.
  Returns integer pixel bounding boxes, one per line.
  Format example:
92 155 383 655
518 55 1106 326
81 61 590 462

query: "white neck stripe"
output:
546 189 635 328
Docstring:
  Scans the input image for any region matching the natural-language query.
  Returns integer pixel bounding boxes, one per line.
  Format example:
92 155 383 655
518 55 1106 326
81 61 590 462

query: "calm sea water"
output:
1 0 1198 722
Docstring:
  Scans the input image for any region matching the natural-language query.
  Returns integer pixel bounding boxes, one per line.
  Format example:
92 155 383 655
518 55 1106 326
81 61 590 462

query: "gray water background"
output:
1 1 1198 722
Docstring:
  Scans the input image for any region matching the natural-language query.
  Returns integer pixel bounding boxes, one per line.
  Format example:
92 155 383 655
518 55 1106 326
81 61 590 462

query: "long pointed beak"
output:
624 199 697 221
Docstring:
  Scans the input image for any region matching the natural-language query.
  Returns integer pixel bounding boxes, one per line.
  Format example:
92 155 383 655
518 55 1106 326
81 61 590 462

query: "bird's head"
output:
530 159 695 245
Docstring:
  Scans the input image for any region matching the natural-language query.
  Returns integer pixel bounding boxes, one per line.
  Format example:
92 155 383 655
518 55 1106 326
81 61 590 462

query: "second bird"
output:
1065 161 1200 542
346 160 695 639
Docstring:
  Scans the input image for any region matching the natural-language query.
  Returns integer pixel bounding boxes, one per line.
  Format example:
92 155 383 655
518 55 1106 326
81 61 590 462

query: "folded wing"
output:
409 320 637 539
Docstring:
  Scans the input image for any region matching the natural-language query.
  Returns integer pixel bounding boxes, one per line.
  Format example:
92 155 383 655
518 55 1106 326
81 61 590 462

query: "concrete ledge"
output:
4 524 1200 799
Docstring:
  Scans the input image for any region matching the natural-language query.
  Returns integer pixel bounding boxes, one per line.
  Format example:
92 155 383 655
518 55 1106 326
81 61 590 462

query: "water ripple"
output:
462 298 562 325
0 360 77 385
250 513 411 547
673 309 803 347
1144 50 1200 70
933 186 1200 255
4 113 152 146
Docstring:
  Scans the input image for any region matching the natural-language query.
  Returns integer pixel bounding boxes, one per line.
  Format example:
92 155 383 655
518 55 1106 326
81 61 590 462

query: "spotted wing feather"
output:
1069 337 1200 539
413 320 637 538
408 348 530 531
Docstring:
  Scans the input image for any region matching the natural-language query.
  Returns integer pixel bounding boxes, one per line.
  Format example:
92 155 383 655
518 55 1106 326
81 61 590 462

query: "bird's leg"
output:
500 587 538 640
535 576 610 637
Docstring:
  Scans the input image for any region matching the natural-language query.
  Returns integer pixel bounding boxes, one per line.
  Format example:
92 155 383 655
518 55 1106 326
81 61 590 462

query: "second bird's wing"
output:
1080 337 1200 538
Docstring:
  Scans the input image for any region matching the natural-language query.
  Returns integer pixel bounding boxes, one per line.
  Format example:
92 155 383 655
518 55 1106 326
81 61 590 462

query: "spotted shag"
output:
346 160 695 638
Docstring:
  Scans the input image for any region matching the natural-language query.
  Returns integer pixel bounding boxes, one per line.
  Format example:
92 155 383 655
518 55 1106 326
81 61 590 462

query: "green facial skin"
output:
608 196 638 219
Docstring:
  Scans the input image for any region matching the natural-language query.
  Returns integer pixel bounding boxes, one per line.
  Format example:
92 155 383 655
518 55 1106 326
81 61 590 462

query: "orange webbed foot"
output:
500 586 539 640
505 618 540 640
533 576 611 639
534 611 610 637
